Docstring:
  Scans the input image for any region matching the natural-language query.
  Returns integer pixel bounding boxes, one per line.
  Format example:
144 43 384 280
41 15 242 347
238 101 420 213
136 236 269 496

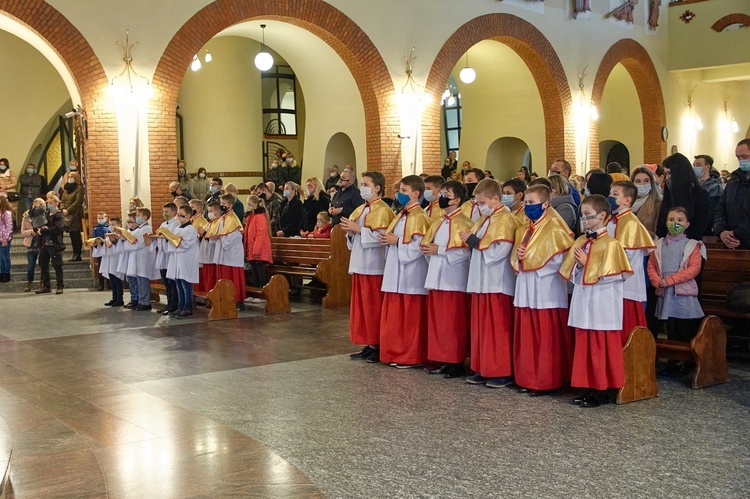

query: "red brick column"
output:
422 14 575 174
589 39 667 168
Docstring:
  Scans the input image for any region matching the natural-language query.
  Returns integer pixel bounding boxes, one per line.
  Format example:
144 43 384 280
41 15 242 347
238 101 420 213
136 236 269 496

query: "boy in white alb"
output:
121 207 159 311
102 217 125 306
199 202 221 293
206 194 245 304
166 205 201 318
154 202 181 315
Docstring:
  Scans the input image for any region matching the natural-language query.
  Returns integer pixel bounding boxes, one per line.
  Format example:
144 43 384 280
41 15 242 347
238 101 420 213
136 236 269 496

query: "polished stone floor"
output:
0 289 748 498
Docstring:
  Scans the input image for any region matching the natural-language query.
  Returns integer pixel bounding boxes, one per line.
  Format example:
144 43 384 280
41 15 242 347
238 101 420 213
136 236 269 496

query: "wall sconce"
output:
687 88 703 131
111 30 150 93
190 49 212 72
459 51 476 84
723 97 739 134
398 47 431 110
254 24 274 71
578 67 599 122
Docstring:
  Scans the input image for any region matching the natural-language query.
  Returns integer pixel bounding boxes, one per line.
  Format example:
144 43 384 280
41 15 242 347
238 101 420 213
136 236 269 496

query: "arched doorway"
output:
423 13 574 174
325 133 357 178
600 140 630 173
485 137 532 181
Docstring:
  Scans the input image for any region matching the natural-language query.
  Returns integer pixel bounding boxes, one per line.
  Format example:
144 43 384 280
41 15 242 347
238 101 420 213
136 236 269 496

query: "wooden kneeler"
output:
315 225 352 309
207 279 237 321
617 326 659 405
261 274 291 314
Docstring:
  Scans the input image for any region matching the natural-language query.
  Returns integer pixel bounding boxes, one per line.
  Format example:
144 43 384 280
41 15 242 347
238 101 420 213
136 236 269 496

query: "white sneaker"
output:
244 297 265 304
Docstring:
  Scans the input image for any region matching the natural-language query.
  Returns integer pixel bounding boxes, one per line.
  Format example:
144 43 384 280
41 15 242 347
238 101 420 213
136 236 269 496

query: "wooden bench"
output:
699 236 750 324
617 326 659 404
656 315 729 389
268 224 351 308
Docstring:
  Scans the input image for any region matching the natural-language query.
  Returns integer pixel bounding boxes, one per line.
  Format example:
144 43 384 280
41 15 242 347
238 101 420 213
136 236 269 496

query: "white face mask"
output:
423 190 435 202
199 172 206 179
359 186 372 201
207 212 217 221
636 183 652 197
478 204 494 216
501 194 516 207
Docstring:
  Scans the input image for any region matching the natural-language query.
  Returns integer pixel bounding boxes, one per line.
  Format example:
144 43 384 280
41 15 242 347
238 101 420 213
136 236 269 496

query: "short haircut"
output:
473 178 502 199
255 183 270 193
126 212 137 221
189 199 205 211
737 138 750 149
655 166 665 177
694 155 714 167
581 194 611 217
423 175 445 189
525 184 551 203
173 196 188 206
136 207 151 220
548 175 570 196
466 168 486 181
611 180 637 206
400 175 425 197
529 177 552 189
162 202 177 212
362 171 386 197
442 179 467 202
668 206 690 221
419 173 429 179
502 178 527 194
178 205 192 216
207 201 221 211
554 159 572 176
211 177 223 186
221 193 236 205
108 217 121 225
606 162 623 173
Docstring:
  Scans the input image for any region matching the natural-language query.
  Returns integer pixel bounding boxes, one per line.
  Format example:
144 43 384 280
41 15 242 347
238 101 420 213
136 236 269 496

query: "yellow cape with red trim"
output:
610 209 655 250
386 204 431 244
156 226 182 248
559 232 633 285
219 211 244 235
472 206 520 251
511 205 528 224
548 206 575 236
510 209 574 272
348 199 395 231
426 200 444 221
422 209 473 250
460 199 478 220
114 226 137 244
203 218 220 238
191 214 208 232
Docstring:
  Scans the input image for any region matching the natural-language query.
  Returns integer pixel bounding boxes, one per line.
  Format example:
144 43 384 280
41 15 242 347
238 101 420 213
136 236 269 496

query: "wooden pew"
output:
699 236 750 325
617 326 659 404
656 315 729 389
205 279 238 320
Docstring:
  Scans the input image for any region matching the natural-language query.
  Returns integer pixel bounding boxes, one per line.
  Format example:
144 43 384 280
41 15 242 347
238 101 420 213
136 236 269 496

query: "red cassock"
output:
427 290 471 364
350 274 384 346
216 264 246 303
380 293 428 365
620 299 647 345
470 293 514 378
513 307 573 390
571 328 625 390
197 263 217 293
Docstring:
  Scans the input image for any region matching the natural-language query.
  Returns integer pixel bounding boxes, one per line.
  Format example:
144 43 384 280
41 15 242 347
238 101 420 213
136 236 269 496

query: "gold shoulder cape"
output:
460 200 478 219
559 232 633 285
510 210 574 272
349 199 395 231
547 206 575 236
427 200 444 221
611 210 655 250
203 218 220 238
219 211 244 235
511 205 528 224
472 207 520 251
386 205 432 244
423 210 474 250
191 214 208 232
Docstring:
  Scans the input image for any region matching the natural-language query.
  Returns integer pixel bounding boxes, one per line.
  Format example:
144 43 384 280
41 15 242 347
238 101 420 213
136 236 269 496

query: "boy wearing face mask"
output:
648 207 705 376
152 203 181 316
206 194 245 306
122 208 159 311
422 175 445 221
510 184 574 396
460 169 486 222
502 179 527 222
102 217 125 307
379 175 432 368
421 180 474 378
198 202 222 293
606 181 655 345
340 171 395 363
460 178 521 387
560 194 633 407
166 205 201 318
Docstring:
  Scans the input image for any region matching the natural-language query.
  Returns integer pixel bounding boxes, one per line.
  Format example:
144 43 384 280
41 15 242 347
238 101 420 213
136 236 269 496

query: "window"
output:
443 93 462 153
262 65 297 136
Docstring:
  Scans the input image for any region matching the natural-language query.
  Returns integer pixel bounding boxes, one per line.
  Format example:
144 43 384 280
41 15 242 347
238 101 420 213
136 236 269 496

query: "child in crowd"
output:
607 181 655 344
422 175 445 221
510 184 574 396
207 194 245 304
502 178 527 222
122 207 158 311
154 202 181 315
460 169 484 222
243 195 272 298
379 175 432 368
560 194 633 407
116 212 137 306
103 217 124 306
199 202 221 293
303 211 332 238
422 180 474 378
461 178 521 387
647 206 705 376
92 211 110 289
20 198 47 291
166 205 201 318
341 171 395 362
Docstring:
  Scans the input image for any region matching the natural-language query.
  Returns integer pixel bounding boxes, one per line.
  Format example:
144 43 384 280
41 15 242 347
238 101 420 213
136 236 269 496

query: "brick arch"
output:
711 13 750 32
590 39 667 168
149 0 399 211
423 14 575 173
0 2 118 221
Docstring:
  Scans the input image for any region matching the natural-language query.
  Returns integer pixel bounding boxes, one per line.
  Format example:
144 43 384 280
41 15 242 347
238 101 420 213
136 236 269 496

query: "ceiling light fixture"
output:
190 54 201 72
459 52 476 84
111 29 150 92
254 24 274 71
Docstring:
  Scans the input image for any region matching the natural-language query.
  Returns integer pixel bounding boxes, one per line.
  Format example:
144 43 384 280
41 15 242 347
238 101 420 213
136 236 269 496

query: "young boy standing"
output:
502 178 527 223
166 205 201 318
122 207 159 311
341 171 395 362
607 181 655 344
460 169 484 222
560 194 633 407
422 180 474 378
510 184 574 395
154 203 181 315
379 175 432 368
460 178 520 387
207 194 245 304
103 217 124 306
422 175 445 221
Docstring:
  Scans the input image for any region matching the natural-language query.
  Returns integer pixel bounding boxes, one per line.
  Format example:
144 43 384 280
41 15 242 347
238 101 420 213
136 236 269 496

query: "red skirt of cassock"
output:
427 290 471 364
380 292 428 365
196 264 217 293
620 299 647 345
470 293 514 378
513 307 573 391
216 264 246 303
350 273 384 346
571 328 625 390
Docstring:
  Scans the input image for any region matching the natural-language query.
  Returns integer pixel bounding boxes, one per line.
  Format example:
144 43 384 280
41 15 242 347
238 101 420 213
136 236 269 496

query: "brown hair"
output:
136 207 151 220
611 180 637 207
667 206 690 222
526 184 551 202
581 194 611 217
473 178 502 199
400 175 425 197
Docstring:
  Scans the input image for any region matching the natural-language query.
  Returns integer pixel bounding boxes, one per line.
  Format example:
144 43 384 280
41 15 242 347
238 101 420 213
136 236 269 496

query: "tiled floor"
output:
0 289 748 497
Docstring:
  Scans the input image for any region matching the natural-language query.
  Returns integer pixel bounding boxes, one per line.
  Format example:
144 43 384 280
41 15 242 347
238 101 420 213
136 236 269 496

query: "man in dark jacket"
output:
255 183 283 233
328 169 364 226
17 163 47 211
36 195 65 294
693 154 723 235
714 139 750 249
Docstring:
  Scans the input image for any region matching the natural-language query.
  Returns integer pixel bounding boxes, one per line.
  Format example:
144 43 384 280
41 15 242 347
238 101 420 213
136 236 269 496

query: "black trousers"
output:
69 230 82 256
160 268 178 311
109 274 123 303
39 246 63 289
666 317 703 343
249 261 268 288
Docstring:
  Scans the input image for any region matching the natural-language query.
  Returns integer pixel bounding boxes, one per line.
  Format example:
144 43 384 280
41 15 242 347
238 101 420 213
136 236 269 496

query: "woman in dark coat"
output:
60 171 85 261
301 177 330 233
276 181 304 237
656 153 710 241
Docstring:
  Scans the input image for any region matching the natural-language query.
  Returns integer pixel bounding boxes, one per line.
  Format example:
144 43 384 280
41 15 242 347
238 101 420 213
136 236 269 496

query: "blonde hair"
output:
129 196 144 208
285 181 303 200
224 183 238 194
548 175 570 197
305 177 325 201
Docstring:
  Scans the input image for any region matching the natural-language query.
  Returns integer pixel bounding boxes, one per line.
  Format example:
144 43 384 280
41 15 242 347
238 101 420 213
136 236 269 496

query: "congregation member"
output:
165 205 201 318
224 183 245 221
35 194 65 294
630 166 662 236
177 161 195 199
206 177 223 204
276 181 304 237
325 165 340 191
656 153 710 240
560 194 633 408
441 156 456 180
302 211 332 239
692 154 723 235
60 172 85 261
329 168 364 226
461 178 521 387
255 183 282 233
548 159 580 206
714 138 750 249
302 177 330 234
341 171 395 363
0 195 12 283
379 175 432 368
422 180 473 378
19 198 46 290
510 184 574 396
170 180 192 201
548 174 577 233
192 167 210 201
243 194 272 294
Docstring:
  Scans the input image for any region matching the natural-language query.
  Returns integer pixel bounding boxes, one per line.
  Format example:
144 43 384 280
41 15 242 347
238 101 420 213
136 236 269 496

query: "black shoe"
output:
661 361 686 377
573 391 593 405
111 301 125 307
428 364 450 375
528 390 553 397
518 387 531 394
350 346 375 359
366 349 380 363
160 309 175 316
123 302 136 309
581 391 611 408
443 364 466 379
35 287 51 294
466 373 487 384
69 255 82 262
175 310 193 319
135 304 152 311
104 300 115 306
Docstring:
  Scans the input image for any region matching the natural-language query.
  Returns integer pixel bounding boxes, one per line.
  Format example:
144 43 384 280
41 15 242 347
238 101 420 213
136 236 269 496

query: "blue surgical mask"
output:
47 203 55 211
636 183 652 197
479 204 494 216
209 186 218 193
396 192 411 206
423 190 435 203
607 196 620 213
69 166 76 171
739 159 750 173
0 165 6 171
693 166 704 177
135 217 144 224
524 202 545 222
283 189 291 198
501 194 516 207
27 168 35 175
